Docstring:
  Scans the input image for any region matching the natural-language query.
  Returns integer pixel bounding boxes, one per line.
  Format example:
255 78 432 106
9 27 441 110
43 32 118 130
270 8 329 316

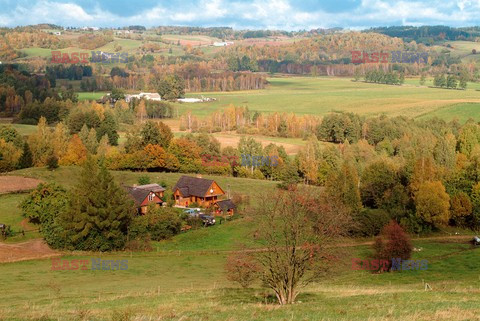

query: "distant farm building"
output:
213 41 234 47
124 183 166 214
125 92 162 102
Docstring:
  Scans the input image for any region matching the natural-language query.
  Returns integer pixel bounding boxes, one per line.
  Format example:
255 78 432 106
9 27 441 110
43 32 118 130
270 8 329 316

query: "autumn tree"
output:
28 117 53 166
297 136 321 184
156 74 185 100
326 161 362 213
373 220 412 272
414 181 450 228
140 121 173 149
360 159 399 208
0 138 21 172
450 192 472 226
252 187 351 305
168 138 202 172
59 134 88 166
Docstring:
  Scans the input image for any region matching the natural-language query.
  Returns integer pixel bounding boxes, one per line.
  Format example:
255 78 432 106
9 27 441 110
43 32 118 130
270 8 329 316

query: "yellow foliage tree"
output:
59 134 88 166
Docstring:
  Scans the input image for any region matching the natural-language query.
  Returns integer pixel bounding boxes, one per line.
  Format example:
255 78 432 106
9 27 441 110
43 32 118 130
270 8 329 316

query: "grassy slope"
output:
1 168 479 320
0 239 478 320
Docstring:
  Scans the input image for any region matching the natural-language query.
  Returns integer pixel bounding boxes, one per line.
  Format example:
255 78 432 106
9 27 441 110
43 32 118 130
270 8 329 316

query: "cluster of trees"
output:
297 113 480 233
363 69 405 85
369 25 480 43
1 29 68 50
433 73 468 89
180 106 320 138
227 55 259 72
77 34 113 50
20 157 187 251
46 65 93 83
0 65 59 116
184 72 266 92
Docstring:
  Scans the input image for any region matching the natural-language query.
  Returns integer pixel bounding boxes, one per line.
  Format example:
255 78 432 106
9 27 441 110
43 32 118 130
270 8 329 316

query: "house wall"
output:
140 192 163 207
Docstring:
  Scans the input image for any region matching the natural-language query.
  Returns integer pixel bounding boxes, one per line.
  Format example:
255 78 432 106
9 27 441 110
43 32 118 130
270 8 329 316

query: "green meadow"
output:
0 232 478 320
174 77 480 121
0 168 479 320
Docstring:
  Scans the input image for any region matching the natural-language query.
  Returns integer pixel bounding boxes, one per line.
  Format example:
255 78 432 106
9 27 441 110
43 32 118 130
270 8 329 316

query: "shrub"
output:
46 154 59 170
138 175 151 185
373 220 413 272
21 183 68 248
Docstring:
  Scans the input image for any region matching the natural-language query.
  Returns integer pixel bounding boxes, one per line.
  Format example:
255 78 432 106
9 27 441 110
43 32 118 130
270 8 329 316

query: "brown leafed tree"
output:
252 187 352 305
225 250 261 288
373 220 412 272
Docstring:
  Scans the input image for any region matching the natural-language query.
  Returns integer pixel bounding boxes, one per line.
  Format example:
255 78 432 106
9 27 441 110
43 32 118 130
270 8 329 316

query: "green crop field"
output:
174 77 480 121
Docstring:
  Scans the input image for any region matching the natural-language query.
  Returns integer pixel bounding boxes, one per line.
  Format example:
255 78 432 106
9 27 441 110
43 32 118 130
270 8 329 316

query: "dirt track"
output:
0 239 60 263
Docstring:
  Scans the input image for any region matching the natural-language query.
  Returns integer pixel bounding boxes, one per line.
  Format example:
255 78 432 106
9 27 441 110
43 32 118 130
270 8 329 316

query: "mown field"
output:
174 77 480 121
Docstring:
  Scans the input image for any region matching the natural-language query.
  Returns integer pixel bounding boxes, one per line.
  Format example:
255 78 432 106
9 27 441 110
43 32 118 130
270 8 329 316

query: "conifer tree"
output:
62 157 135 251
18 142 33 169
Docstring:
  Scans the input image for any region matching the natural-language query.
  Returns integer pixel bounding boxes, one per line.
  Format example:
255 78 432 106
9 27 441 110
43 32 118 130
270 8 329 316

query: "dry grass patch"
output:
0 175 42 194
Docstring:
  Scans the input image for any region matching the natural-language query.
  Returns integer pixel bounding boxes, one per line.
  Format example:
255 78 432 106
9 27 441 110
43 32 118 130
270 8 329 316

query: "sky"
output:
0 0 479 30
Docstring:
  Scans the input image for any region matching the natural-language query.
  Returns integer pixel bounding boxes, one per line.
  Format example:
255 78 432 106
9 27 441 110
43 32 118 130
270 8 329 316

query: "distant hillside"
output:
367 25 480 44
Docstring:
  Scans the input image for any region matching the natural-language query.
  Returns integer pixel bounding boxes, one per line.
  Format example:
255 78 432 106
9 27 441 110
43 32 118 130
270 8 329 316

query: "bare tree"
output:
253 186 352 305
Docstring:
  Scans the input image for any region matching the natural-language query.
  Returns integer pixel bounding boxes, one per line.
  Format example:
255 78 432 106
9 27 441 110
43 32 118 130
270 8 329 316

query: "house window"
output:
148 193 155 202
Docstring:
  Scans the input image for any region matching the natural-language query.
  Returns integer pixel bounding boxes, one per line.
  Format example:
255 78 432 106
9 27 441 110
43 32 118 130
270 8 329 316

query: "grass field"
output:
444 41 480 63
416 102 480 123
1 168 479 320
0 234 478 320
78 92 108 101
174 77 480 121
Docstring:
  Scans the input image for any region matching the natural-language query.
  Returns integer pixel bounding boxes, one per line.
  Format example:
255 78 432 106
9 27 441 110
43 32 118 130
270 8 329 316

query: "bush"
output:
21 183 68 248
138 176 151 185
186 216 204 230
373 220 413 272
46 154 59 170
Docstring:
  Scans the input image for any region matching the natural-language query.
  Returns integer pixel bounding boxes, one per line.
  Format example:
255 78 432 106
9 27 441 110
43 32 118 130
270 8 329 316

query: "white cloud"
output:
0 0 480 30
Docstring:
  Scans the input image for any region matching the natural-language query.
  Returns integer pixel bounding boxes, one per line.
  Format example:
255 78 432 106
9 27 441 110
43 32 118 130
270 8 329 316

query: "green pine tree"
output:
62 157 135 251
18 142 33 169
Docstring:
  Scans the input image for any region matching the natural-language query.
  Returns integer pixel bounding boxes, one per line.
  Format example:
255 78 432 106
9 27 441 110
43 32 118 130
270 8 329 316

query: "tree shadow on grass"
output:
219 287 320 305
